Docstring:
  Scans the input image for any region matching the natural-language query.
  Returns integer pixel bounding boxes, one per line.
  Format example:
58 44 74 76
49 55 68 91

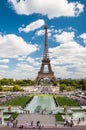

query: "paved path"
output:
0 126 86 130
0 113 86 130
16 113 86 127
16 113 55 127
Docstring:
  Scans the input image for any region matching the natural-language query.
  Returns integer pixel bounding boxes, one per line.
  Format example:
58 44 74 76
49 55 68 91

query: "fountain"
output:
25 95 57 114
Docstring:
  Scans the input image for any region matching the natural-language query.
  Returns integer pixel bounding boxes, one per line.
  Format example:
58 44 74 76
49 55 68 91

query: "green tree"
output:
13 85 22 91
79 80 86 90
0 78 14 85
66 86 73 91
60 84 67 91
0 85 3 91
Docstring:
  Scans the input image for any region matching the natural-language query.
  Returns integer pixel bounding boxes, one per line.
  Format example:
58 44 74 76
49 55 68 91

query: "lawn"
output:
1 95 33 107
54 95 80 106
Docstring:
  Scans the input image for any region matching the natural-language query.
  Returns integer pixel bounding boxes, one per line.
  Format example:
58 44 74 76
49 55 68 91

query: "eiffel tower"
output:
35 24 56 85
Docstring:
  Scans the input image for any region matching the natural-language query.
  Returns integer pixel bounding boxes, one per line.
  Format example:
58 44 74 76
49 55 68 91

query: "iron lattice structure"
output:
35 25 56 85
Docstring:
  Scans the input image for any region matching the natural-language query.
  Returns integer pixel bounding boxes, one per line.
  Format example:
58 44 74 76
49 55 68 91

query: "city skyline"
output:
0 0 86 80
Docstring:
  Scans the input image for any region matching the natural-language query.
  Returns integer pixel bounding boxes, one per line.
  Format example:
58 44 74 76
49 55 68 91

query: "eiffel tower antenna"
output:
35 24 57 86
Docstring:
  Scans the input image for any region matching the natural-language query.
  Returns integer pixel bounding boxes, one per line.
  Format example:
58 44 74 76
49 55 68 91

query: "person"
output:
0 118 2 124
31 120 33 127
11 117 13 123
77 118 80 124
16 120 18 128
7 121 10 126
19 125 23 129
70 120 73 127
37 121 40 127
63 121 67 126
41 110 43 115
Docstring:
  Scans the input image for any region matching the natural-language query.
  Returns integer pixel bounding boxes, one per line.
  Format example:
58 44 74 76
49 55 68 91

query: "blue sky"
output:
0 0 86 80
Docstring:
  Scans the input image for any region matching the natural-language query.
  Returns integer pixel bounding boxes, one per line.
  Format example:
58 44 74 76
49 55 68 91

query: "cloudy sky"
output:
0 0 86 80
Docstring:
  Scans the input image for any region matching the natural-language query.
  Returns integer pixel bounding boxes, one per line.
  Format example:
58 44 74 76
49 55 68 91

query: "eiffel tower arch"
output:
35 24 57 86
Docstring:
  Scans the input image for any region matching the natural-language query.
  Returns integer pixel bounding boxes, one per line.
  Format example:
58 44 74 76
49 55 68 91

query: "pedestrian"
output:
15 120 18 128
70 120 73 127
41 110 43 115
31 120 33 127
37 121 40 127
77 118 80 124
63 121 67 126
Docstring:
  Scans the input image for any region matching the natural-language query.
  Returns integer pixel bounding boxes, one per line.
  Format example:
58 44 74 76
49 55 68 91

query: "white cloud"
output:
0 34 39 58
17 55 27 61
12 62 39 79
36 28 54 38
0 59 10 64
18 19 45 33
36 30 44 36
54 31 75 43
49 31 86 79
26 57 40 66
17 63 34 71
0 55 41 79
26 57 35 64
0 65 9 69
79 33 86 44
8 0 84 19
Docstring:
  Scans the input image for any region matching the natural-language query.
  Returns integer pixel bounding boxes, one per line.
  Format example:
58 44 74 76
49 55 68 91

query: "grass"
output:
54 95 80 106
4 112 18 121
1 94 80 107
55 113 64 121
1 95 33 107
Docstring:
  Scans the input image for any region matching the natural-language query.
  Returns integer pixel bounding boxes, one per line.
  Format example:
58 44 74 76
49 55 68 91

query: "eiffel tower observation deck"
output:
35 24 57 86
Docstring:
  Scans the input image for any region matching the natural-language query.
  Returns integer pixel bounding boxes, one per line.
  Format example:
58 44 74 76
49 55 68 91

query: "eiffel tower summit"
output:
35 24 57 86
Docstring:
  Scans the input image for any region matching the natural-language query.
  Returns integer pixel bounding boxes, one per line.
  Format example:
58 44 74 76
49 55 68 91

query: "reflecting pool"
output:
25 95 57 113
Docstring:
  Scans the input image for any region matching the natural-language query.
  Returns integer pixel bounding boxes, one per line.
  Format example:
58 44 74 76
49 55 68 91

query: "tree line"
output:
0 78 34 86
59 79 86 91
0 78 34 91
0 78 86 91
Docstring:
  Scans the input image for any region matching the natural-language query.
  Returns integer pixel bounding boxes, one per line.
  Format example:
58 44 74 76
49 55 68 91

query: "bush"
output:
13 85 23 91
55 113 64 121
